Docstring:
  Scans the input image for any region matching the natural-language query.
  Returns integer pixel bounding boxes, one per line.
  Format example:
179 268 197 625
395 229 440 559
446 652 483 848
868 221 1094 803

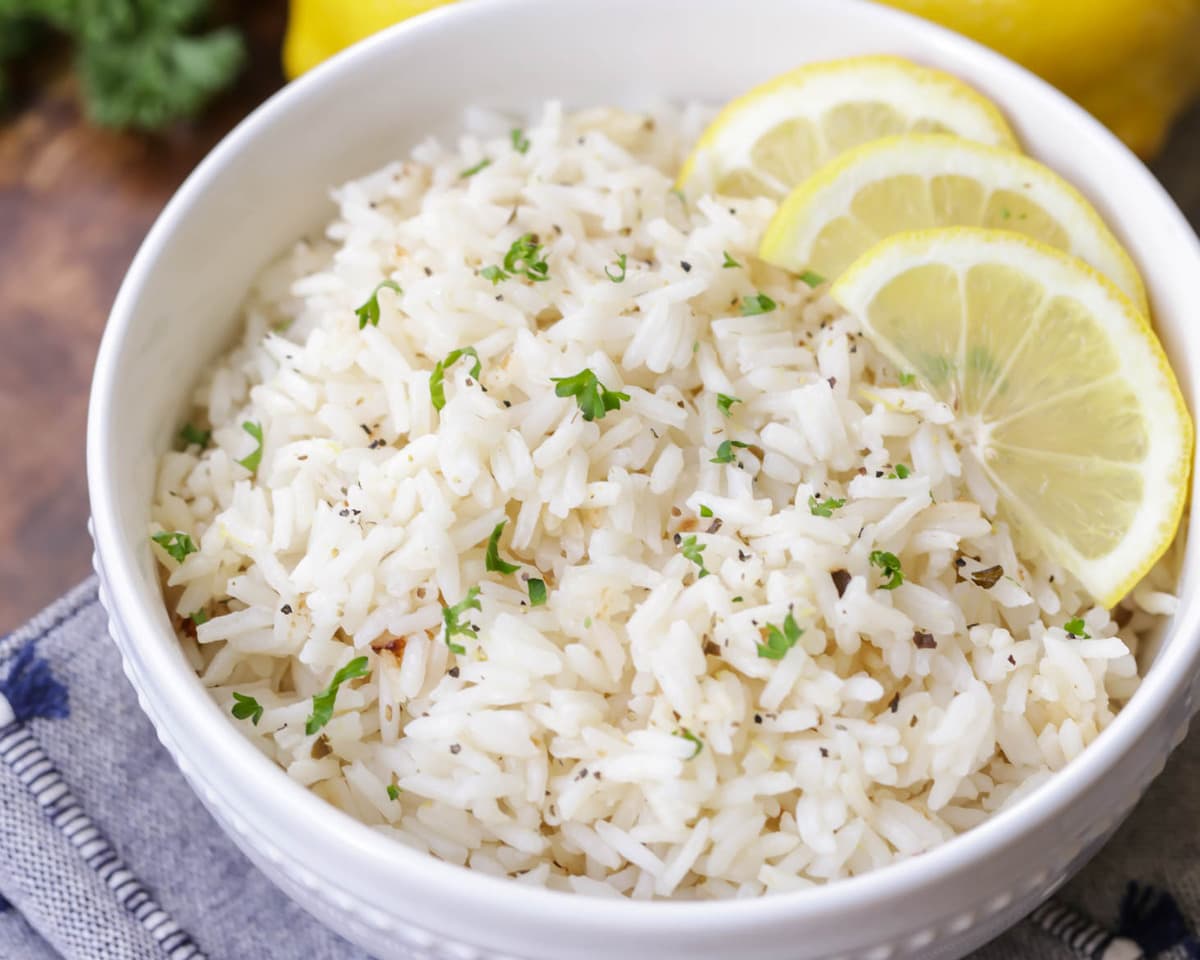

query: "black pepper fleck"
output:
754 713 763 724
819 747 829 758
912 630 936 650
280 604 292 615
449 743 461 755
887 693 900 713
449 666 460 678
831 569 852 598
681 261 692 272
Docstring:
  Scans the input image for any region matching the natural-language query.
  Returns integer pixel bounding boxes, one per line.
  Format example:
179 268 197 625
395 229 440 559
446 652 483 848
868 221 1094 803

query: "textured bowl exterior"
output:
87 1 1200 958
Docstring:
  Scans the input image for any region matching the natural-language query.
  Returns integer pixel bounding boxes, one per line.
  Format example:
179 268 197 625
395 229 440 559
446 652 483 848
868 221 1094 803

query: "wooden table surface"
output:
2 17 1200 631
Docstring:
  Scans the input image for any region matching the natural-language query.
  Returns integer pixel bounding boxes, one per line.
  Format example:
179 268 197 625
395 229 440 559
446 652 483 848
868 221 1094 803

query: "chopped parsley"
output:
305 656 371 736
721 250 741 269
1064 617 1091 639
732 595 744 603
551 368 629 421
354 279 402 329
741 293 777 316
677 728 704 759
888 463 911 479
605 253 627 283
510 128 530 154
237 421 263 473
386 784 401 801
189 608 209 626
757 611 803 660
527 578 547 607
798 269 825 288
898 372 916 386
178 422 210 449
151 530 196 563
709 439 749 464
716 393 742 417
485 520 521 574
699 504 713 518
869 550 904 590
679 535 710 578
442 586 482 655
459 157 491 178
231 692 263 726
429 346 482 411
808 494 846 518
479 234 550 284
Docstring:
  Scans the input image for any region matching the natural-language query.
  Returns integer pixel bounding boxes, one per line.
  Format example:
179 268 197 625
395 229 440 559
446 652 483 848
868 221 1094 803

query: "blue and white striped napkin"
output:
1 580 1196 959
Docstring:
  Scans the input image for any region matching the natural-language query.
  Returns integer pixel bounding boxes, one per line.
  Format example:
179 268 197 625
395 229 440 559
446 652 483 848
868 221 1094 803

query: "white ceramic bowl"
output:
87 1 1200 957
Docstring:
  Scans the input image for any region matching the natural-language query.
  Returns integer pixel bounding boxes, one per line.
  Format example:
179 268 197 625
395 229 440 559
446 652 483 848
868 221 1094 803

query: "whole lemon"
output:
283 0 1200 158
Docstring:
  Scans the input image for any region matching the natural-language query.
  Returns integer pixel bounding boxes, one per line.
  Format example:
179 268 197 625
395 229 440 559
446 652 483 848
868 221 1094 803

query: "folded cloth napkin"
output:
1 581 1197 960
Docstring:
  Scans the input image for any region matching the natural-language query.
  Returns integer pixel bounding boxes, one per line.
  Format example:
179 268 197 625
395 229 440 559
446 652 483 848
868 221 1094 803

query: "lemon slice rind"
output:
677 55 1019 199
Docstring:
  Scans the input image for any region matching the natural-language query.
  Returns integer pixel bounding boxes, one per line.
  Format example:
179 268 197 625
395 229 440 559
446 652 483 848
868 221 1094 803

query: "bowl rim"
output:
88 0 1200 930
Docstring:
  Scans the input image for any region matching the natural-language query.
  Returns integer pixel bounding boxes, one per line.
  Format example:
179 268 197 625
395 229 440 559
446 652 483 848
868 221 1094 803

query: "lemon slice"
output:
676 56 1018 200
831 228 1191 605
760 135 1149 314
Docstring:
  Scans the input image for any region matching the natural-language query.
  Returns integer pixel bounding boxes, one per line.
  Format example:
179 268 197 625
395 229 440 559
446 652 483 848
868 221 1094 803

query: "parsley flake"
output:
699 504 713 518
888 464 911 479
605 253 627 283
237 421 263 473
506 234 549 281
551 368 629 421
189 608 209 626
677 728 704 759
709 439 749 464
179 422 210 449
386 784 401 801
527 578 547 607
808 495 846 518
799 269 825 288
679 535 710 578
716 393 742 417
1064 617 1091 639
757 612 803 660
442 587 482 655
485 520 521 574
354 279 402 329
481 265 508 285
459 157 491 178
429 346 482 411
152 530 196 563
510 128 530 154
899 372 916 386
305 656 371 736
741 293 777 316
721 251 741 269
231 692 263 726
869 550 904 590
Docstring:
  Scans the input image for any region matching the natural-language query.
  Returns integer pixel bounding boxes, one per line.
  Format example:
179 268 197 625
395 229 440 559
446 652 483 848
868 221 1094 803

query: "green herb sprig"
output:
305 656 371 736
485 521 520 574
716 393 742 417
676 728 704 759
869 550 904 590
605 253 627 283
551 368 629 422
179 422 210 449
710 439 749 464
231 692 263 725
355 280 402 329
721 251 741 269
741 293 777 316
511 128 530 154
757 612 803 660
442 587 482 655
808 495 846 518
679 535 710 578
527 578 547 607
237 421 263 473
152 530 196 563
1064 617 1091 639
430 347 481 411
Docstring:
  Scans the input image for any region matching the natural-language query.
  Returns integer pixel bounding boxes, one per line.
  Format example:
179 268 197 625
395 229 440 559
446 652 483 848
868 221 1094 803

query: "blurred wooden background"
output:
1 6 1199 630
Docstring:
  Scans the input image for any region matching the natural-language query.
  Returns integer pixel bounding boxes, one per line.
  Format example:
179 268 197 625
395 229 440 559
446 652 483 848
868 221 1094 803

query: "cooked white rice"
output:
150 102 1179 899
